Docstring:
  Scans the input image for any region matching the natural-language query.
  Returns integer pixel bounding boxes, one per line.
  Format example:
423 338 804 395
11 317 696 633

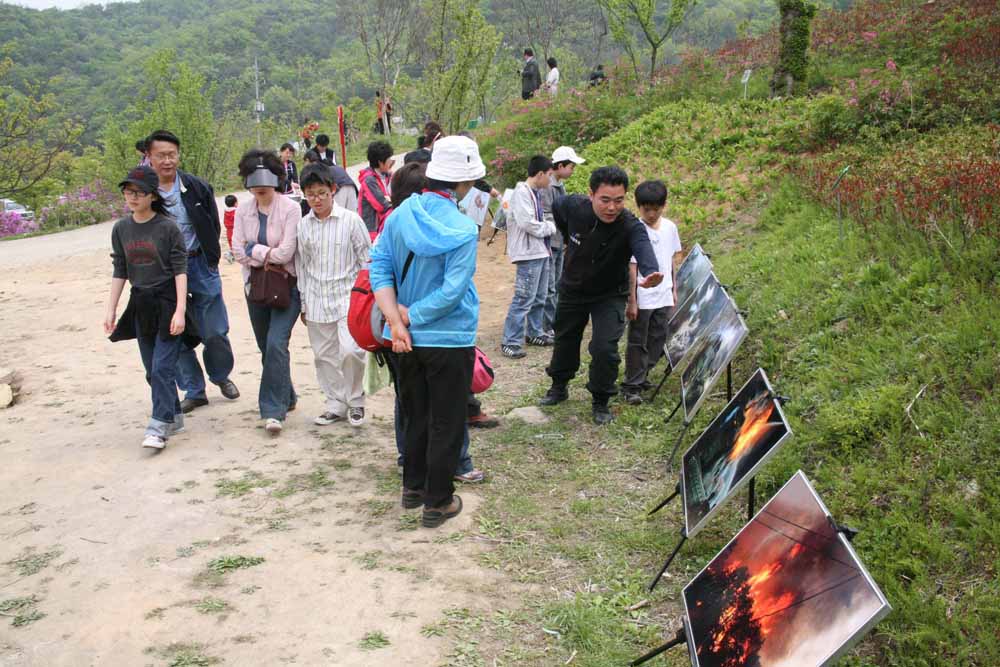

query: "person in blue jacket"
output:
370 135 485 529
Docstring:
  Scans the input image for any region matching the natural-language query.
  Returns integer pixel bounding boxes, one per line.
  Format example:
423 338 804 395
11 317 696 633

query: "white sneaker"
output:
348 407 365 427
264 418 283 435
142 435 166 450
314 412 344 426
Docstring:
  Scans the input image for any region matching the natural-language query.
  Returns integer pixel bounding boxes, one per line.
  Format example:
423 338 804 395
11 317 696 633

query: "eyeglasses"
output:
122 189 151 198
151 152 179 161
303 191 332 201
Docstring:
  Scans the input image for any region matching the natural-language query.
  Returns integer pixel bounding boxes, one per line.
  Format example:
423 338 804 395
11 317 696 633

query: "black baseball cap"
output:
118 165 159 194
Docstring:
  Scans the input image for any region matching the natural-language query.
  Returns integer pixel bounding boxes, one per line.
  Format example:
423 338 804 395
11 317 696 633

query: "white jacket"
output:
506 181 555 263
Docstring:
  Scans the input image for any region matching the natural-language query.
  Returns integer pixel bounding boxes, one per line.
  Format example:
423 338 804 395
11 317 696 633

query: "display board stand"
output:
649 367 672 403
649 530 687 591
647 483 680 516
629 626 688 666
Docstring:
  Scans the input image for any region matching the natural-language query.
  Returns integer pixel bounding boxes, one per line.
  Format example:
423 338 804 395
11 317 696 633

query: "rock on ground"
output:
506 406 550 425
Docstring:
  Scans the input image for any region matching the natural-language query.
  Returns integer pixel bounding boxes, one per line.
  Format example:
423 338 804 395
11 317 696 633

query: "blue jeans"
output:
502 257 549 347
177 253 236 400
543 246 564 334
246 286 300 420
394 393 473 474
136 327 183 438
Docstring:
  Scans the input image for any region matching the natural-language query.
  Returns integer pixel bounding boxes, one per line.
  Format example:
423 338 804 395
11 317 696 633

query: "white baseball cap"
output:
426 136 487 182
551 146 586 165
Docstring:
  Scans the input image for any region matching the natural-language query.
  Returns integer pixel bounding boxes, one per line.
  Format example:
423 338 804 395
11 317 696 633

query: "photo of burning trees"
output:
666 274 732 370
683 472 890 667
674 243 713 310
682 369 791 537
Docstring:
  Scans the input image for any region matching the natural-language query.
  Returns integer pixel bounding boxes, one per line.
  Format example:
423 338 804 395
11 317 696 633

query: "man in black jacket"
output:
540 166 663 425
146 130 239 412
521 48 542 100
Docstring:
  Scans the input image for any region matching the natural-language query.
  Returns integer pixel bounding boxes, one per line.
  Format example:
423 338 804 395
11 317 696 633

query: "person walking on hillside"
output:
544 57 560 96
296 164 370 427
232 149 302 435
589 64 607 87
539 145 585 337
370 135 486 528
500 155 555 359
375 91 394 135
539 166 664 425
521 48 542 100
104 166 194 450
145 130 240 413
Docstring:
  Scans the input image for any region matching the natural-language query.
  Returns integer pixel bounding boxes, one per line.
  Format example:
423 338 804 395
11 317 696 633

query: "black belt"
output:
187 248 202 258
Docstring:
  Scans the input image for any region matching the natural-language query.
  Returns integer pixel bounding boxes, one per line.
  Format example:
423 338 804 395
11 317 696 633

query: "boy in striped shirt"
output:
295 164 372 426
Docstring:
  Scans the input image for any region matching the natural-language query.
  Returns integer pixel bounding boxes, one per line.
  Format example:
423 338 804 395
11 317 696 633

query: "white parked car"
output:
1 199 34 221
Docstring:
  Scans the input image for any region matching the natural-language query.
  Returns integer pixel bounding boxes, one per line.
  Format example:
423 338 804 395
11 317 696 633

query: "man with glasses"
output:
146 129 240 412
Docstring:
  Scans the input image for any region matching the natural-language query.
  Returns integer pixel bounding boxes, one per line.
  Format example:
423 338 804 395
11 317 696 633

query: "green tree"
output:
409 0 503 133
599 0 698 80
101 49 230 186
0 56 80 199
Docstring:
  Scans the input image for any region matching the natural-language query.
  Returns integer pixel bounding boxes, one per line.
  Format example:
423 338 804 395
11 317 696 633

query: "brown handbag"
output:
249 249 296 309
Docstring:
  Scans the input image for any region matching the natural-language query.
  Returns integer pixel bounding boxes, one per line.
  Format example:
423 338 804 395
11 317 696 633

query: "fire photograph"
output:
683 472 891 667
674 243 713 309
666 273 733 370
682 368 792 537
681 307 749 421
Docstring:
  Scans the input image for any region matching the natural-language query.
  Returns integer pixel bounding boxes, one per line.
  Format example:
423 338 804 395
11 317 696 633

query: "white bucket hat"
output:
551 146 586 165
426 136 487 182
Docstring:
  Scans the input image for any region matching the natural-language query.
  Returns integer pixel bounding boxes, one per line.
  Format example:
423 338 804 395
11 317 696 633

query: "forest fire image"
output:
682 369 792 537
683 472 890 667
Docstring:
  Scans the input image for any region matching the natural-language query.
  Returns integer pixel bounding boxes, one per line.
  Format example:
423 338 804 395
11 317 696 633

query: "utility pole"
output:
253 56 264 146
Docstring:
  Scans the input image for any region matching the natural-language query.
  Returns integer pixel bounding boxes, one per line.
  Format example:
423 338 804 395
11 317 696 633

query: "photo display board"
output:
681 307 749 422
682 471 891 667
682 368 792 538
674 243 713 310
666 273 733 370
460 186 491 227
490 188 515 230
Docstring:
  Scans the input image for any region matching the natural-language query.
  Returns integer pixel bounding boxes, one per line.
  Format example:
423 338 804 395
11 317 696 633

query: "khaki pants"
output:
306 318 365 415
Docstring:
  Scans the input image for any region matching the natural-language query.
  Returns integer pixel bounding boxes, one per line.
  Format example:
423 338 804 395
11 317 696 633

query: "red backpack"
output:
348 251 415 352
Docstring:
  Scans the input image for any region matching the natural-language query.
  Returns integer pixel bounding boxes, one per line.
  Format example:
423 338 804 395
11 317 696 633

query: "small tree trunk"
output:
770 0 816 98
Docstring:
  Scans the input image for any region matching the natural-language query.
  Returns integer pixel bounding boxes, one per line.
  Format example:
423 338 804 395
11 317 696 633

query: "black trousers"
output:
397 346 475 508
546 292 627 404
622 305 674 392
521 90 535 100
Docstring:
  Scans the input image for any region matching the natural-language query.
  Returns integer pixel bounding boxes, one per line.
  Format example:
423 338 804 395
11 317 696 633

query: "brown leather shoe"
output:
422 495 463 528
467 413 500 429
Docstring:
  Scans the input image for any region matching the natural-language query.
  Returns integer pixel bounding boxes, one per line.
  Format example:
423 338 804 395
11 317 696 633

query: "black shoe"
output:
623 392 643 406
215 380 240 400
539 385 568 406
592 403 615 425
180 397 209 414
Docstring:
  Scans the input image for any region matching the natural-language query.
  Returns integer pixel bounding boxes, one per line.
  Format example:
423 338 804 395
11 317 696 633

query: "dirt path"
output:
0 183 521 665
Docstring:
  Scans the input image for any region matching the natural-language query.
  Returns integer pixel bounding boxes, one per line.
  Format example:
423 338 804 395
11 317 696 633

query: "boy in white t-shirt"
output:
623 180 682 405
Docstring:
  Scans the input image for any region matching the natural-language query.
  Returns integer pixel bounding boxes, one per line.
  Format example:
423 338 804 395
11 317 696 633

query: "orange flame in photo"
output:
727 395 777 462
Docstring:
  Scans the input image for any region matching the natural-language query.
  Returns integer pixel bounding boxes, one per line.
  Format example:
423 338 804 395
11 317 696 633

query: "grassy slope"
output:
459 183 998 667
432 6 1000 661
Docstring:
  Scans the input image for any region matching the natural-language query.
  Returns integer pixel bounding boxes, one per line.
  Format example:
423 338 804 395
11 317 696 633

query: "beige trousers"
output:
306 318 365 415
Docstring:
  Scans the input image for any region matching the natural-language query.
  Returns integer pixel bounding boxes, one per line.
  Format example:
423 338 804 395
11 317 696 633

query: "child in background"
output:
104 166 190 450
622 180 682 405
358 140 394 239
222 194 238 262
500 155 555 358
